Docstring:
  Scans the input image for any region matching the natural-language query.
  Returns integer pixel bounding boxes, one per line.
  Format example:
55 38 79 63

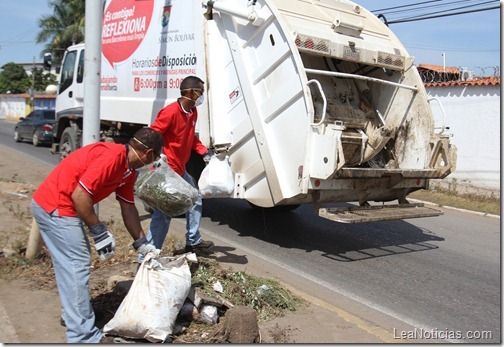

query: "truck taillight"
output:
42 124 53 131
295 34 329 55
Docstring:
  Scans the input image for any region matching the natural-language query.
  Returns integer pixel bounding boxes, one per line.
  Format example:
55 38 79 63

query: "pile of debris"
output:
96 255 302 343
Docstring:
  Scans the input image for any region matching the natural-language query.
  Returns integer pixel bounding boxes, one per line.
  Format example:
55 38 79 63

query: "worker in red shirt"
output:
144 76 214 260
31 127 163 343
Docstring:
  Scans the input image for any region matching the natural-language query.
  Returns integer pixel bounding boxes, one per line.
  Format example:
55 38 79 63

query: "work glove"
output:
203 149 215 164
89 222 116 261
133 236 160 257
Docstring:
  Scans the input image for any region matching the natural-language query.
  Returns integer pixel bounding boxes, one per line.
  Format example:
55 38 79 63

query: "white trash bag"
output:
103 252 197 342
198 156 234 198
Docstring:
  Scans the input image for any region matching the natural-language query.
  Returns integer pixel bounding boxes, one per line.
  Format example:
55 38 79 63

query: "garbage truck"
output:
47 0 457 223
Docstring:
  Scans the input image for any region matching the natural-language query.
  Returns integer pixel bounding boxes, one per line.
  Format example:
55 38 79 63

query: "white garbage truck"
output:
47 0 457 223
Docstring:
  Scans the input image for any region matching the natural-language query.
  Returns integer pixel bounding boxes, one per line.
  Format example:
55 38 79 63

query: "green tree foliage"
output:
36 0 85 65
0 63 30 94
32 67 58 92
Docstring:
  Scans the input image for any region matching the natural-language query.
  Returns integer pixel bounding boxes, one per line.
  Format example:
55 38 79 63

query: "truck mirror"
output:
43 53 52 70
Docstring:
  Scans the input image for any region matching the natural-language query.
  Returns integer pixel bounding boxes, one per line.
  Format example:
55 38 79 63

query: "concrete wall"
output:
0 95 56 121
427 84 500 194
0 96 27 121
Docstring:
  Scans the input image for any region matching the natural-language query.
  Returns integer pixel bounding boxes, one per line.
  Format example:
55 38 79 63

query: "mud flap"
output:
319 203 443 223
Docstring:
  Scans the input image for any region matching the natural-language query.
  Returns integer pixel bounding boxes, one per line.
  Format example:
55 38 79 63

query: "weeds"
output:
3 201 32 224
192 258 303 321
410 186 500 215
0 174 25 184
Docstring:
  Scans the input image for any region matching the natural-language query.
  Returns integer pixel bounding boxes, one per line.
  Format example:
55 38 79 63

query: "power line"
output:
371 0 444 13
404 43 500 53
0 41 37 47
396 0 499 21
376 0 487 16
0 27 39 44
386 6 499 24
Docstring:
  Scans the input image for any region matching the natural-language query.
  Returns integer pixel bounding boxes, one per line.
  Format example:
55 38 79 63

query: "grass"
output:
192 258 303 321
410 186 500 216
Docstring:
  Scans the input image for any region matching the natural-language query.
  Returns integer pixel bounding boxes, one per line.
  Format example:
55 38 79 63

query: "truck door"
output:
56 48 85 115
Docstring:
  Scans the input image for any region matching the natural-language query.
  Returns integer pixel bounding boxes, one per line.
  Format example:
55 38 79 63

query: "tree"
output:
31 67 58 92
36 0 85 65
0 63 30 94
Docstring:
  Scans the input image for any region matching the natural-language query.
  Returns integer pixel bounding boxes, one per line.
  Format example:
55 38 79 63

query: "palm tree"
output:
36 0 85 65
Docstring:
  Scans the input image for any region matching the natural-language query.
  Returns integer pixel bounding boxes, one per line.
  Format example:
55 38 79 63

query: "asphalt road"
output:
0 119 500 343
1 119 59 166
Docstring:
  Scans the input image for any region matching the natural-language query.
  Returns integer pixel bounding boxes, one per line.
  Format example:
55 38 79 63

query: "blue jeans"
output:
31 200 102 343
139 171 203 263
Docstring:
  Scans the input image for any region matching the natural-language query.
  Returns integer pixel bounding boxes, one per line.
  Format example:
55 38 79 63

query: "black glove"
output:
89 222 116 261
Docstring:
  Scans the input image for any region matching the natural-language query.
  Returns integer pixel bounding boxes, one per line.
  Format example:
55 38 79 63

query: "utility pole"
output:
84 0 103 218
30 57 35 110
82 0 103 147
442 52 446 82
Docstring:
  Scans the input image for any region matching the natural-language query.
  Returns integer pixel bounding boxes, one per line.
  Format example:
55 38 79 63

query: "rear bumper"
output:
37 131 54 143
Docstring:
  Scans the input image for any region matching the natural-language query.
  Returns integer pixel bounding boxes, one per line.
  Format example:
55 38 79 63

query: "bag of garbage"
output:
103 252 197 342
198 156 234 198
135 160 198 217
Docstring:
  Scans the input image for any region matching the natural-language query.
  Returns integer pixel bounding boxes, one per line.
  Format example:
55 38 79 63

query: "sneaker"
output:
185 240 214 255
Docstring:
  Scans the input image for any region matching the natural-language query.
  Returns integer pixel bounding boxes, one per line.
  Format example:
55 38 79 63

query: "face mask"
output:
131 146 147 168
194 93 204 107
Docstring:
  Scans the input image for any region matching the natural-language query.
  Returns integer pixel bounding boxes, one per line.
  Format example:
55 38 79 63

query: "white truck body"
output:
52 0 457 222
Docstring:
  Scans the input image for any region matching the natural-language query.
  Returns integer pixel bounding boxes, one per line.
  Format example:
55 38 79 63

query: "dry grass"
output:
410 187 500 215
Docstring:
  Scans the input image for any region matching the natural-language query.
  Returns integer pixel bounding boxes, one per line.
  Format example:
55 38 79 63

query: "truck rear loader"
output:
47 0 457 223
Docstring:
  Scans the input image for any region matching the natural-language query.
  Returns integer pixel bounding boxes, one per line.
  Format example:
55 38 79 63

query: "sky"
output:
0 0 500 76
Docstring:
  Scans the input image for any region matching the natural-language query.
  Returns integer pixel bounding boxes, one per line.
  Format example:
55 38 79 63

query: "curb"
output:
408 198 500 220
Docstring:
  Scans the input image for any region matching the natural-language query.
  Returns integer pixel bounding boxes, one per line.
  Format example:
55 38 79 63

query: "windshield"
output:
42 110 55 120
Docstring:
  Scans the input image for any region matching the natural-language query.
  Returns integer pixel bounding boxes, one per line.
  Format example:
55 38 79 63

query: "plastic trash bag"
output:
135 160 199 217
198 156 234 198
199 305 219 324
103 252 197 342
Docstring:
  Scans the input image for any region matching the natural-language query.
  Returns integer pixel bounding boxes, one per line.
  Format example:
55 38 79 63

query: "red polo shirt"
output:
151 100 207 176
33 142 136 217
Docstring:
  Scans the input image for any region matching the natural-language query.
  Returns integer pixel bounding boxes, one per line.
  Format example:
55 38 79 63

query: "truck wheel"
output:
59 127 78 161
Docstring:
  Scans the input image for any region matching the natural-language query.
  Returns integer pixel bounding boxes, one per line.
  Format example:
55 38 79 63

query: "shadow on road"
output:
202 198 444 263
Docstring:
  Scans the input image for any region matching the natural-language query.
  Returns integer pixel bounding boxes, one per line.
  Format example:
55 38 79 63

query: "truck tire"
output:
59 127 79 161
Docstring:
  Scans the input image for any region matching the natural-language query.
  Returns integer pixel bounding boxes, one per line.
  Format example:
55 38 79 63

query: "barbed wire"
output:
418 65 500 83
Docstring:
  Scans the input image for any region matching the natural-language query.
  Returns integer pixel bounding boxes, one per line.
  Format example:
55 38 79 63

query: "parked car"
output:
14 109 56 146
